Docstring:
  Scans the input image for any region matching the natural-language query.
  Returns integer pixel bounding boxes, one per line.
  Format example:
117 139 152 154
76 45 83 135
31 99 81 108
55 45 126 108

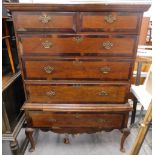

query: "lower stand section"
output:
25 127 130 152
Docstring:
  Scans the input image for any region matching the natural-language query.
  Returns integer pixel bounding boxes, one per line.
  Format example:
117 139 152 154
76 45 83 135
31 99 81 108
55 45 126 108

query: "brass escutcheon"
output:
73 59 82 65
52 127 61 129
48 118 56 122
97 118 112 123
98 91 108 96
73 36 83 44
100 66 111 74
75 113 81 119
72 84 81 88
46 91 56 96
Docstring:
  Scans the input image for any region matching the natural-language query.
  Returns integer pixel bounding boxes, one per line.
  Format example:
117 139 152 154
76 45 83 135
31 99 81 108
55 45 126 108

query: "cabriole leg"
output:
25 128 35 152
120 128 130 152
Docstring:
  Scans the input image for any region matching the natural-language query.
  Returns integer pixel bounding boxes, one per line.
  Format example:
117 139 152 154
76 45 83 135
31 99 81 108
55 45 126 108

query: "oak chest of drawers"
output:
5 1 150 153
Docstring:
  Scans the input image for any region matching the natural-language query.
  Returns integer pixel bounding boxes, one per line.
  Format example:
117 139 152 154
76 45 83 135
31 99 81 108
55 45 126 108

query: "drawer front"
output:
26 83 129 103
23 59 132 80
20 35 137 56
13 12 76 32
28 111 124 129
80 12 141 33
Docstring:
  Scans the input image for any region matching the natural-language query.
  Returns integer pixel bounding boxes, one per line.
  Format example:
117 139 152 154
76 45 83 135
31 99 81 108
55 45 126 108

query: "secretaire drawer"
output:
28 111 124 129
23 58 132 80
13 12 76 32
80 12 142 33
26 83 129 103
20 35 137 57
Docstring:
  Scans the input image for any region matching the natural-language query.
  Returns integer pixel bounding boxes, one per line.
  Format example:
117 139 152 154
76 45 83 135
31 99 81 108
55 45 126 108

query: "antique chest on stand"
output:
5 1 150 153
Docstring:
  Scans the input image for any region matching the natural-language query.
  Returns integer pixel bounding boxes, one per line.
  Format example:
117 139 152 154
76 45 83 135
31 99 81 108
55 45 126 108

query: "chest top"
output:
4 1 151 12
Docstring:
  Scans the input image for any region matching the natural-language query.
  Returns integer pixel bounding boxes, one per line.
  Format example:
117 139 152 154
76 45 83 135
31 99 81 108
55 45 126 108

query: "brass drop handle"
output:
100 66 111 74
102 41 113 50
39 14 52 24
44 65 54 74
46 91 56 96
73 36 83 44
104 15 116 24
42 40 52 49
97 119 112 123
98 91 108 96
48 118 56 122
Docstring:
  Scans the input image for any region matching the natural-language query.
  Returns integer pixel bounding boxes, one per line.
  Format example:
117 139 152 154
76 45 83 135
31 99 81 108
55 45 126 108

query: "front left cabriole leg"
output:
25 128 35 152
120 128 130 153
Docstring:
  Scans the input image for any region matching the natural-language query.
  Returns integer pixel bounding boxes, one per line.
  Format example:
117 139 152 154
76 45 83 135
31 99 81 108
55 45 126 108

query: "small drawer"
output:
28 111 125 129
80 12 142 33
13 12 76 32
20 35 137 57
26 83 129 104
23 58 132 80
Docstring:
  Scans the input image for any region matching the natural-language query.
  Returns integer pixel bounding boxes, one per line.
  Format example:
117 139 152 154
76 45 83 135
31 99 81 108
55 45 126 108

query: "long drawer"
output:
23 58 132 80
20 35 137 56
26 82 129 103
28 111 125 129
80 12 141 33
13 12 76 32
